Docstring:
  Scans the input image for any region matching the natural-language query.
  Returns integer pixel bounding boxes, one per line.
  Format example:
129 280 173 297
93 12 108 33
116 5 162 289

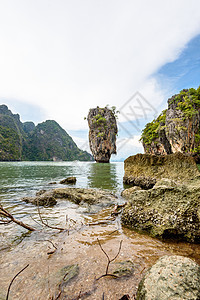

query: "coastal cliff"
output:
87 106 118 163
140 87 200 161
0 104 92 161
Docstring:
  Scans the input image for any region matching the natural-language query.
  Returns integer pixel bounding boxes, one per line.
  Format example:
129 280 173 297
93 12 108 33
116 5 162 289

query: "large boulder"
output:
123 153 199 189
121 177 200 242
136 255 200 300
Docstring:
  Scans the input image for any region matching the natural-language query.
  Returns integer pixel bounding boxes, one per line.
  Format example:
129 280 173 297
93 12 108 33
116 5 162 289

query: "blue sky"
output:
156 34 200 102
0 1 200 161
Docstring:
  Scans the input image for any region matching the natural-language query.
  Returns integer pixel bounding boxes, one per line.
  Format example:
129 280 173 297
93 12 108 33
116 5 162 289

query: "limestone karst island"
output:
1 86 200 300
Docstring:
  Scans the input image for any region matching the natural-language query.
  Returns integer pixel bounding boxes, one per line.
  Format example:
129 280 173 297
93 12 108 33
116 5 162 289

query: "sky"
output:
0 0 200 161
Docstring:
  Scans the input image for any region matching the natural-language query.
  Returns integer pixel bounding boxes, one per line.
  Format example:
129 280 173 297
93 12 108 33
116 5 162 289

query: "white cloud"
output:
0 0 200 133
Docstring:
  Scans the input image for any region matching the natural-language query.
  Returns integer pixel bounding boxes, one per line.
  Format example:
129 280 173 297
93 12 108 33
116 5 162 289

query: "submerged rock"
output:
123 152 199 189
59 177 77 184
121 177 200 242
58 264 79 288
87 106 118 163
113 260 135 277
136 255 200 300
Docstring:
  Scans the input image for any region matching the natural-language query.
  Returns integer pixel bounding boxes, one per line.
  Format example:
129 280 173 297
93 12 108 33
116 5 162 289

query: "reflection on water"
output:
87 162 121 191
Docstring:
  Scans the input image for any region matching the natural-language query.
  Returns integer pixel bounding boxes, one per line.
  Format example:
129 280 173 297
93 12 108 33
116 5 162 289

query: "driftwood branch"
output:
6 264 29 300
96 238 123 280
0 206 36 231
37 206 65 231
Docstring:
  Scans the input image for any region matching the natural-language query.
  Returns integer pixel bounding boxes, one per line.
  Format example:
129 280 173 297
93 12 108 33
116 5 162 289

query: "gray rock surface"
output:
136 255 200 300
123 153 199 189
121 177 200 242
22 187 117 207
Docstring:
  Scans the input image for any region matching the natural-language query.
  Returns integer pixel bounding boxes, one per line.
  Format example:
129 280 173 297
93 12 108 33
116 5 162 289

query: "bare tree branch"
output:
6 264 29 300
0 206 36 231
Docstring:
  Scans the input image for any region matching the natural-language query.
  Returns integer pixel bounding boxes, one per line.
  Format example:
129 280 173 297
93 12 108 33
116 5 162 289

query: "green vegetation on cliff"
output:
140 110 166 146
0 105 93 161
140 86 200 156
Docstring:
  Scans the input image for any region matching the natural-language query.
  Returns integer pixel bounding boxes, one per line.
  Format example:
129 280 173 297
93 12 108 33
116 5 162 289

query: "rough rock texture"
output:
121 177 200 242
87 107 117 163
136 255 200 300
59 177 77 184
22 194 57 206
22 187 117 207
123 152 199 189
141 87 200 162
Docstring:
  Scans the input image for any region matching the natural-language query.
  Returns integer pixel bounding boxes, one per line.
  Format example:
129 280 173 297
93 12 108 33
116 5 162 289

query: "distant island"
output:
0 105 93 161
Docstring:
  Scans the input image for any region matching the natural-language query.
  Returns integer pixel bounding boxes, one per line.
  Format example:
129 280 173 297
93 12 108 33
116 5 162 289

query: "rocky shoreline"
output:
1 154 200 299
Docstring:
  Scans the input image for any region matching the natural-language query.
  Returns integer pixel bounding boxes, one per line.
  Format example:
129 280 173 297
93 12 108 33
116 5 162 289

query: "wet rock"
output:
22 192 57 206
113 260 135 277
87 106 118 163
53 187 117 205
22 188 117 207
123 153 199 189
121 177 200 242
136 255 200 300
48 181 57 185
59 177 77 184
36 189 47 196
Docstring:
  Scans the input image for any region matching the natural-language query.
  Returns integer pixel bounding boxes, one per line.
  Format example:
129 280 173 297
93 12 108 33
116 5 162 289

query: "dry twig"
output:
6 264 29 300
37 206 65 231
96 238 123 280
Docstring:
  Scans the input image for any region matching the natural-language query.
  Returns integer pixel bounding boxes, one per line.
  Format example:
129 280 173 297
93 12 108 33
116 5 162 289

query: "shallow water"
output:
0 161 200 299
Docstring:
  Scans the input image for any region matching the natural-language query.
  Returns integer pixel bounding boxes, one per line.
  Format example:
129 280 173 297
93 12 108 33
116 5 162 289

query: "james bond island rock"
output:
87 106 118 163
123 153 199 189
136 255 200 300
121 177 200 242
0 104 93 161
140 86 200 162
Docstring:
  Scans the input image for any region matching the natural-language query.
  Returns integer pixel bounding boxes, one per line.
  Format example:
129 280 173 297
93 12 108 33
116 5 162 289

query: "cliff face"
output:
141 87 200 160
0 105 26 160
87 107 118 163
0 105 93 161
24 120 93 161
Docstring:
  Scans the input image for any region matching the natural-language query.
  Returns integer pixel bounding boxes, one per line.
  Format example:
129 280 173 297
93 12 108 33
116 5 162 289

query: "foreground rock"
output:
121 177 200 242
123 153 199 189
87 106 118 163
136 255 200 300
22 188 117 207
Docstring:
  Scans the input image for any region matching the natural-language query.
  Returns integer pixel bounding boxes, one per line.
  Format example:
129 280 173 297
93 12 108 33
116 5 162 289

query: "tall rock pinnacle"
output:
87 106 118 163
